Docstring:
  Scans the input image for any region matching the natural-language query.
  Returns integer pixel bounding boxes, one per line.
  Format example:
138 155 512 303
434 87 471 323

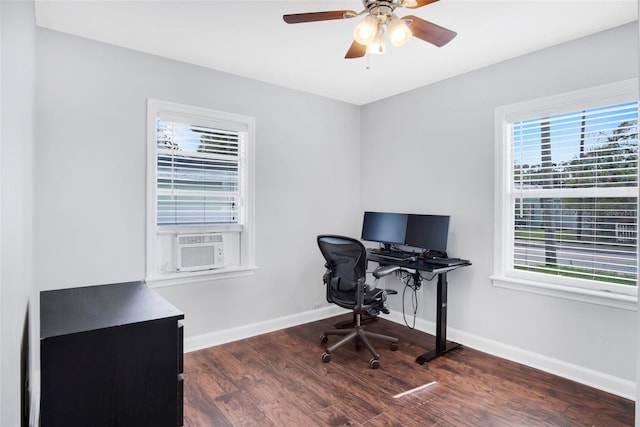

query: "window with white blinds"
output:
494 80 638 302
511 101 638 288
156 115 244 226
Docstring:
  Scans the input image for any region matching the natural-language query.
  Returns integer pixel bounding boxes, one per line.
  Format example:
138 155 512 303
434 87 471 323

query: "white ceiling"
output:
34 0 638 105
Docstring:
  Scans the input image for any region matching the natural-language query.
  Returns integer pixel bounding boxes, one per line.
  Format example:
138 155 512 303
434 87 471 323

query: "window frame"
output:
491 79 638 310
146 99 256 286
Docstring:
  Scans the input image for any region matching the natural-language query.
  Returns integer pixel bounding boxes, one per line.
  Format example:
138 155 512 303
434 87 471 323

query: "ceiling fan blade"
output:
404 0 440 9
283 10 357 24
344 40 366 59
403 15 457 47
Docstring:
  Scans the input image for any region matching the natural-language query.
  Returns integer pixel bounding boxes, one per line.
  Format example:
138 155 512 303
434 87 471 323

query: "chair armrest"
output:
373 265 400 279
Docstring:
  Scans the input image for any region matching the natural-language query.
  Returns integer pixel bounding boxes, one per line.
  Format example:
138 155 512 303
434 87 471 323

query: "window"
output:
146 99 255 285
493 80 638 308
156 113 242 226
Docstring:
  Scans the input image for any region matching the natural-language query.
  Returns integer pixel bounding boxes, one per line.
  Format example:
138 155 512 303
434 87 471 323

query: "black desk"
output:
367 250 471 364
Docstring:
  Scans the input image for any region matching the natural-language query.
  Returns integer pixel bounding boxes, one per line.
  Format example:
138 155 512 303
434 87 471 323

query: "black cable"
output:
401 281 418 329
397 269 438 329
397 269 419 329
422 272 438 282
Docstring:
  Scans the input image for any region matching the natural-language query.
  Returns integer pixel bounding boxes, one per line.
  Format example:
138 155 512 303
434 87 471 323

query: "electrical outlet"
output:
312 301 322 309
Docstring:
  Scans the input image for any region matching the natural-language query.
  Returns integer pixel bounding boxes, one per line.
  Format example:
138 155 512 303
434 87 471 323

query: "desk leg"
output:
415 271 461 364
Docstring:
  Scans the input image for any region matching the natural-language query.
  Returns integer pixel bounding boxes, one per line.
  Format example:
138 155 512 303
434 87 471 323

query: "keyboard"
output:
369 248 416 260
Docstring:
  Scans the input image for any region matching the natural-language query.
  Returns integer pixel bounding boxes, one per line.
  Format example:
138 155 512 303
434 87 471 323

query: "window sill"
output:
490 275 638 311
147 265 257 288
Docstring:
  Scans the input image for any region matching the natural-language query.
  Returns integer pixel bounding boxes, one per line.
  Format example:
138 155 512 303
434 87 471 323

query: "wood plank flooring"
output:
183 314 635 426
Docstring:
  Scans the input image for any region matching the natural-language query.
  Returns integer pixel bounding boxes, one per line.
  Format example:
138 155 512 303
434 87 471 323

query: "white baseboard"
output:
184 307 635 400
184 305 347 353
384 311 636 400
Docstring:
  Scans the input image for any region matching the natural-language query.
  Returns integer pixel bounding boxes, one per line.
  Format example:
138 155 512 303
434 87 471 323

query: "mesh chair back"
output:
317 235 367 308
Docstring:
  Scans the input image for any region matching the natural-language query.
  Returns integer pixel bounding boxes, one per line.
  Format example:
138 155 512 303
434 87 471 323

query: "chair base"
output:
334 312 377 329
321 313 398 368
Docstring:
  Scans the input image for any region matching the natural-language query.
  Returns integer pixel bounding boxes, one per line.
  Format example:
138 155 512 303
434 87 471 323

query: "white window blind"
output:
156 114 244 226
510 101 638 288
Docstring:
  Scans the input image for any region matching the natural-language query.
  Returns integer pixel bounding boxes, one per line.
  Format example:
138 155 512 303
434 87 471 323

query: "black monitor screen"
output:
405 214 450 253
361 211 408 246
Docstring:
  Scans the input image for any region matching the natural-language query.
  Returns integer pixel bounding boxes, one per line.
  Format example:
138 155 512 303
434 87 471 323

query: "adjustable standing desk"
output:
367 250 471 364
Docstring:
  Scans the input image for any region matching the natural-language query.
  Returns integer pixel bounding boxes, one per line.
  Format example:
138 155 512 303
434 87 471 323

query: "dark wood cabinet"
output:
40 281 184 427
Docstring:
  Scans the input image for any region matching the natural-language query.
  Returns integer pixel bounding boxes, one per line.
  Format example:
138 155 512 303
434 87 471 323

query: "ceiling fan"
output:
283 0 457 59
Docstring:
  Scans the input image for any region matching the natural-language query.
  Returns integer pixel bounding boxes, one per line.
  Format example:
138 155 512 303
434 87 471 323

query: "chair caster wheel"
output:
322 352 331 363
369 358 380 369
320 334 328 344
390 342 399 351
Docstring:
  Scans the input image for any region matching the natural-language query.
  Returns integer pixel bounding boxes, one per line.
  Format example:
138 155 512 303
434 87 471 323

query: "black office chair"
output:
317 235 399 369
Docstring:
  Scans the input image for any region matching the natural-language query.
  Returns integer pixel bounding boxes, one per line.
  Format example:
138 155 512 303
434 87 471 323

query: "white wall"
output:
362 23 639 398
1 1 37 426
34 28 361 341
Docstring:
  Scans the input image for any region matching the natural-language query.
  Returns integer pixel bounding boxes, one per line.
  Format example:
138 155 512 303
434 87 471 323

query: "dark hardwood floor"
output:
183 314 635 426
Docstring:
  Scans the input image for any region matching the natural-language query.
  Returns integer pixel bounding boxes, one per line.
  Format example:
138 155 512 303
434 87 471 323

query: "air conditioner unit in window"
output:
176 233 225 272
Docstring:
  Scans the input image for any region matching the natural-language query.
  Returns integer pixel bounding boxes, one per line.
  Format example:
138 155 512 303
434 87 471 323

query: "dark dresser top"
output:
41 281 184 339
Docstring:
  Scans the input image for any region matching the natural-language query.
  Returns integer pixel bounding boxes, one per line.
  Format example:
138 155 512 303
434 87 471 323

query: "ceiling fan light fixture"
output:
353 15 378 45
282 0 457 60
366 26 386 55
388 15 412 47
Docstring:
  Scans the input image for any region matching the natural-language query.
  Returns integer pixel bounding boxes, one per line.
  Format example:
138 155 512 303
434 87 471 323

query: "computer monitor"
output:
361 211 408 250
405 214 450 255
